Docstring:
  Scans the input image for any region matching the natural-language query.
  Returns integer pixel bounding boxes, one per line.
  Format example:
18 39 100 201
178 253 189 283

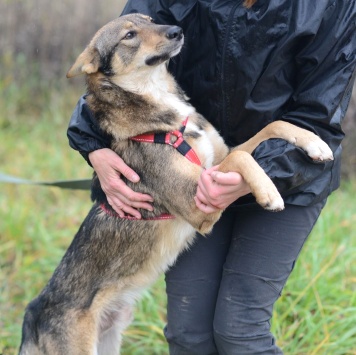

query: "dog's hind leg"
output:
20 304 98 355
97 304 134 355
67 309 99 355
98 326 123 355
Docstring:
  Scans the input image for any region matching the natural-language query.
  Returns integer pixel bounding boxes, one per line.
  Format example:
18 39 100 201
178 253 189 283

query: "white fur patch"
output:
158 221 196 263
113 64 195 118
187 121 215 168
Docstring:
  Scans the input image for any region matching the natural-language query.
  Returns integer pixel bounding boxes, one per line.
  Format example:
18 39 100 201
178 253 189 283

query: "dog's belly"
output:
124 218 196 291
94 218 196 331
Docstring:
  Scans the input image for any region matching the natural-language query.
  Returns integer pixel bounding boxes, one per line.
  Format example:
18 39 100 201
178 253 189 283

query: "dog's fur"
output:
19 13 333 355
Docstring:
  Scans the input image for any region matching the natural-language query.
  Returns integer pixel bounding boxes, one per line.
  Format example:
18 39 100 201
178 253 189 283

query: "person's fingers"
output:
210 171 243 185
104 188 153 218
112 179 153 206
196 169 252 211
195 183 210 207
108 198 153 219
103 179 154 218
90 149 154 216
196 179 225 211
197 171 223 205
110 199 142 219
107 196 126 218
194 196 220 214
112 155 141 183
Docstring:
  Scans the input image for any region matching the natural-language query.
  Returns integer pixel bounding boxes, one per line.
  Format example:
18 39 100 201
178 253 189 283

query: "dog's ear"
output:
66 47 100 78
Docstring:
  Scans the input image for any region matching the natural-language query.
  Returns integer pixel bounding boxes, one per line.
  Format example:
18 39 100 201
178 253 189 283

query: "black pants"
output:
164 201 326 355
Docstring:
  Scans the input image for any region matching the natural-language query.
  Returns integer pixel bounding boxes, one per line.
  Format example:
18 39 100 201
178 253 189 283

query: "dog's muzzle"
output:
166 26 183 41
145 26 184 66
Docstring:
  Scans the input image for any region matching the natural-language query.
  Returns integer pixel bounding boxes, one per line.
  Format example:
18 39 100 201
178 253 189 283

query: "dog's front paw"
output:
255 188 284 212
198 220 215 235
304 136 334 162
197 211 222 235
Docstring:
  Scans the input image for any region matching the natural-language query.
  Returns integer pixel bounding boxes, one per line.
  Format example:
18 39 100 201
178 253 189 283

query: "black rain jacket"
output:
67 0 356 207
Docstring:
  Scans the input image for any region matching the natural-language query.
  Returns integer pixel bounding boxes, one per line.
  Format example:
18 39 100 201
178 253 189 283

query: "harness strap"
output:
130 117 202 166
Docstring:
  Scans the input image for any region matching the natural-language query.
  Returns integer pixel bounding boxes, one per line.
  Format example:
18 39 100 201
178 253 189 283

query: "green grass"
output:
0 79 355 354
272 181 356 354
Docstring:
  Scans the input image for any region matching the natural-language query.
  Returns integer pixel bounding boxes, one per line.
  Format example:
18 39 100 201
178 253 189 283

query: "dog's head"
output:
66 14 184 78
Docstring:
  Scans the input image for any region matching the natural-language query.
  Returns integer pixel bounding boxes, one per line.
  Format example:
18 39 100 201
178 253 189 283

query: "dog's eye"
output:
123 31 136 40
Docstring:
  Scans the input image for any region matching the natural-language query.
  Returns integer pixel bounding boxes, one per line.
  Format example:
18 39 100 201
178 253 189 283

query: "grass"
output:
0 77 355 355
272 181 356 354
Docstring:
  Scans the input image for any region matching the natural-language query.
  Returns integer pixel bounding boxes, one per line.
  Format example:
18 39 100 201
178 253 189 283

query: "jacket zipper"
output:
220 1 241 140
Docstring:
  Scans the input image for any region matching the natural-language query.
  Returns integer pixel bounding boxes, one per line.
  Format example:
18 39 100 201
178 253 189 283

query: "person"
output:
67 1 356 354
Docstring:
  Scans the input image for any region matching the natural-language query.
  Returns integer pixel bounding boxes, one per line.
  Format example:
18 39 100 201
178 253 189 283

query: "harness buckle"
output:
165 130 184 148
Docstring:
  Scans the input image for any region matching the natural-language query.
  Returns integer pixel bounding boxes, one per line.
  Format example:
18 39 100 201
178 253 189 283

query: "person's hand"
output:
89 148 153 218
194 166 251 214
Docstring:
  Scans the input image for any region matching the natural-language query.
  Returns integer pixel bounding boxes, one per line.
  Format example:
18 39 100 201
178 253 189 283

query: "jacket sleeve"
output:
252 2 356 204
67 96 112 165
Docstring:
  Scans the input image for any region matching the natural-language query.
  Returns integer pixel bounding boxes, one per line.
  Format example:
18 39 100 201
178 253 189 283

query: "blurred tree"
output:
0 0 127 80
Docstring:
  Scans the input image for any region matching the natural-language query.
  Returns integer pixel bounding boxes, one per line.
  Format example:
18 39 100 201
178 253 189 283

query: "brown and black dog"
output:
19 12 333 355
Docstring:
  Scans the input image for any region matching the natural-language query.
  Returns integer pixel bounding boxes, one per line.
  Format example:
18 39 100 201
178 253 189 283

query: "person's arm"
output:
253 1 356 203
196 2 356 211
67 97 153 218
67 95 111 165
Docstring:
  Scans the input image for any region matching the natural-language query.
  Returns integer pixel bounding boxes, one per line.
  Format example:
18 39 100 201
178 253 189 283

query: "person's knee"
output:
165 326 218 355
214 321 282 355
213 327 282 355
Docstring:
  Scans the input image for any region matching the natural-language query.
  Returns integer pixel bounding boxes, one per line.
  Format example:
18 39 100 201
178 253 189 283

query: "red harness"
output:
130 117 202 167
100 117 202 220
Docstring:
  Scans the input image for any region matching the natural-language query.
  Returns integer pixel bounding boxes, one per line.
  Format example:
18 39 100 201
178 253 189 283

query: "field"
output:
0 79 355 355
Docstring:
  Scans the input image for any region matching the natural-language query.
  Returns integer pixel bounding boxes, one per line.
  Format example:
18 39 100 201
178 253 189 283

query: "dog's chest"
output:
157 99 217 168
159 92 195 119
185 121 217 169
147 86 222 169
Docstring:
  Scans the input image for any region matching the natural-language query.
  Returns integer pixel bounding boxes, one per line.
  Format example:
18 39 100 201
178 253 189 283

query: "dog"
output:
19 13 333 355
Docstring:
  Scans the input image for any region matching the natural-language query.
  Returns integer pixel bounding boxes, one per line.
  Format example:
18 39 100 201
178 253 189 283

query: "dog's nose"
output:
166 26 183 40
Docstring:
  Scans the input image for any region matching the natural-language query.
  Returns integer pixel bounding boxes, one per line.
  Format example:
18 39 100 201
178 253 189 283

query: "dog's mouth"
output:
145 40 183 66
170 43 184 58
